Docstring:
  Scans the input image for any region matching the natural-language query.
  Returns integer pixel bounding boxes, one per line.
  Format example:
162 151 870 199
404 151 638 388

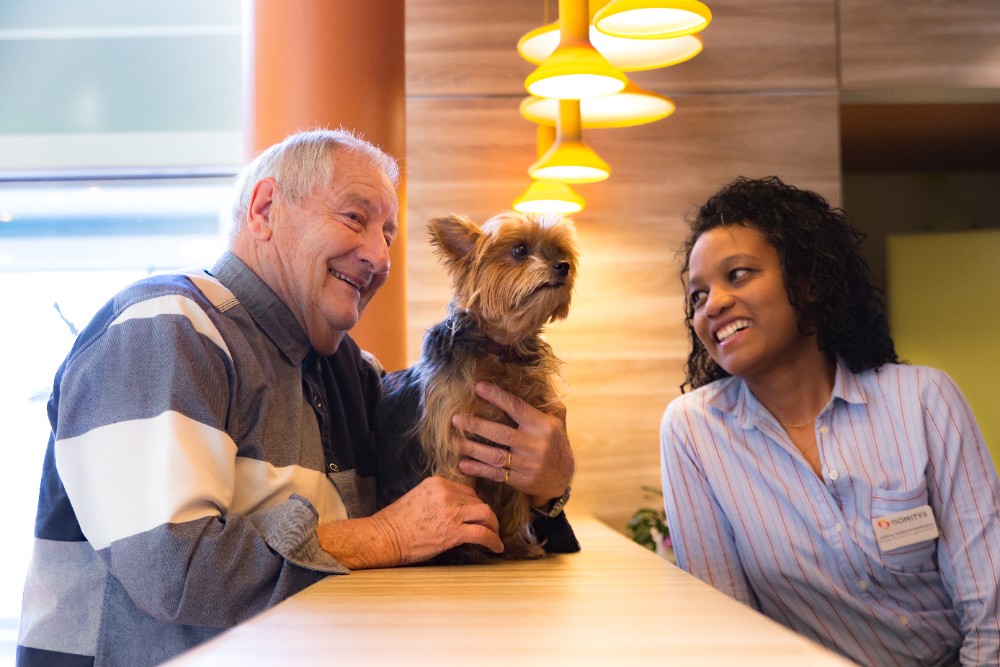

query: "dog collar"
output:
478 337 528 363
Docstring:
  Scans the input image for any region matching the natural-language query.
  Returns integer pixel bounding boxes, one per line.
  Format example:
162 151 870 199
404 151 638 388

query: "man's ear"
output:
246 178 277 241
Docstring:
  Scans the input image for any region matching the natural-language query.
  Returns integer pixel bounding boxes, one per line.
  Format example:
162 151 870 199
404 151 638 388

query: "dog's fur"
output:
376 210 578 562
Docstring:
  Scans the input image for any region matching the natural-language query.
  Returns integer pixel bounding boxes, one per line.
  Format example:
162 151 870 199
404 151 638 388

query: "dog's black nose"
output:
552 261 570 276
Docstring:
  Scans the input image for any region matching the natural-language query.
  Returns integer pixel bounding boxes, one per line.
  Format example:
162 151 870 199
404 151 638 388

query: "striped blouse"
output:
660 360 1000 666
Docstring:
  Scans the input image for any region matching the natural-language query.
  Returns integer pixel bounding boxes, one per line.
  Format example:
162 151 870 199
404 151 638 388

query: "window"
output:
0 2 242 660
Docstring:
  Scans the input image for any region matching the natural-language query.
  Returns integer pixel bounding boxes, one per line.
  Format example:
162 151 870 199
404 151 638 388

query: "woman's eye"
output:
729 267 751 282
510 242 529 259
689 290 706 308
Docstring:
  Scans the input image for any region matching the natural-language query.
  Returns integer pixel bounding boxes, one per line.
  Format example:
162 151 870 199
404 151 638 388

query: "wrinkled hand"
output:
451 381 574 508
370 476 503 565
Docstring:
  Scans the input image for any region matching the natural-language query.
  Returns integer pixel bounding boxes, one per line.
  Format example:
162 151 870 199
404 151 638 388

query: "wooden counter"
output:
167 515 856 666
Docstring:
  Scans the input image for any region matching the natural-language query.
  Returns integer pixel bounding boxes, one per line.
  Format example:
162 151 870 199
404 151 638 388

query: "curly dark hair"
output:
680 176 898 391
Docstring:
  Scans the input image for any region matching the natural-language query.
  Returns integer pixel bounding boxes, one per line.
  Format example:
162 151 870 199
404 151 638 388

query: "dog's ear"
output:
427 214 482 264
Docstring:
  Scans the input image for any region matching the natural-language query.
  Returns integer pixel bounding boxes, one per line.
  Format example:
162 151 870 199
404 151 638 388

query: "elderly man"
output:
17 129 576 666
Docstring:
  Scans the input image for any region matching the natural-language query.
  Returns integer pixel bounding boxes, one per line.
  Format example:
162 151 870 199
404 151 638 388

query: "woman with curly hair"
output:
660 176 1000 666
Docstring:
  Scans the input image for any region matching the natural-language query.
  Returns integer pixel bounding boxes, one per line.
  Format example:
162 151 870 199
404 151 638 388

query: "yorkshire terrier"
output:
376 210 578 562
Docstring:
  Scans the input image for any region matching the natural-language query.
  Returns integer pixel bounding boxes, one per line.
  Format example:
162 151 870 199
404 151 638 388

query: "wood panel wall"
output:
402 0 842 533
840 0 1000 91
402 0 1000 535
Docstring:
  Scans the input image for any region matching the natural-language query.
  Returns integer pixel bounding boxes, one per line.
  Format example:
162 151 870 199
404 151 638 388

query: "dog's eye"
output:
510 242 529 259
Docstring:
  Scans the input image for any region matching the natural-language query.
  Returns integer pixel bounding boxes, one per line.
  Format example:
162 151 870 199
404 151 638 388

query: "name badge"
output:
871 505 939 552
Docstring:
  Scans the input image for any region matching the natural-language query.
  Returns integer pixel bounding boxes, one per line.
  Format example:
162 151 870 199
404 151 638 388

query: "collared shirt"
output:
660 360 1000 667
18 252 381 666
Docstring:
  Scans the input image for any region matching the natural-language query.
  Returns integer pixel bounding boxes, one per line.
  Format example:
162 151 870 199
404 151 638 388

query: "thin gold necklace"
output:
777 416 818 429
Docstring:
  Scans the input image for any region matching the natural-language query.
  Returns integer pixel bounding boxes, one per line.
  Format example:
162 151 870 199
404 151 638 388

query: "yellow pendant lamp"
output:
514 180 586 214
514 126 586 214
519 24 702 71
525 0 627 99
529 99 610 183
520 79 675 129
517 0 703 72
593 0 712 40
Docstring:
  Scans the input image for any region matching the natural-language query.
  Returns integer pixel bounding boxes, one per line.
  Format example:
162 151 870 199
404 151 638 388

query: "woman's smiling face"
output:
686 223 810 384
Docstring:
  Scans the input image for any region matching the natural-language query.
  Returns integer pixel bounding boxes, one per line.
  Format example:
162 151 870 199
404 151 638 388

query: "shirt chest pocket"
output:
867 483 938 574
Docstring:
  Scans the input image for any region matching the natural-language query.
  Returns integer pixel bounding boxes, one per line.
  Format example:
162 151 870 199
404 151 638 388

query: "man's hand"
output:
317 476 503 569
451 381 575 508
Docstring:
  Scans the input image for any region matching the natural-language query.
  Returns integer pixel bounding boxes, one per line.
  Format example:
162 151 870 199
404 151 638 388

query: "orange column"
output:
244 0 407 371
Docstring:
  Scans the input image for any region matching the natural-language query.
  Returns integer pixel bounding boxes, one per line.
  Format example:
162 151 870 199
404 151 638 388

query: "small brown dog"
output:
376 210 578 562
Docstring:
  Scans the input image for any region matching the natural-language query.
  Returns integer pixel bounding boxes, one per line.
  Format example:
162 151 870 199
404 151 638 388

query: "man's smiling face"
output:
267 150 399 355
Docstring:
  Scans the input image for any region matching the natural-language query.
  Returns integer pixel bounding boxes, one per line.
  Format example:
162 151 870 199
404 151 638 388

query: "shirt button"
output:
819 425 829 434
834 523 843 532
899 616 909 626
829 469 840 481
858 580 869 590
329 463 341 473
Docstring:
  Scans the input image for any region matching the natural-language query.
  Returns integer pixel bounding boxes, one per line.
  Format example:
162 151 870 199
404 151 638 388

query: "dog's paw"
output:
430 543 494 565
501 538 546 561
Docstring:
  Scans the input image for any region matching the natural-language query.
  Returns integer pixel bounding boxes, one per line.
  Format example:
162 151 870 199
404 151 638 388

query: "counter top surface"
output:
167 514 856 666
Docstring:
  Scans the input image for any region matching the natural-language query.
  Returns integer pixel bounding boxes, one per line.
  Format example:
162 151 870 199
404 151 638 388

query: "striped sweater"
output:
17 252 381 666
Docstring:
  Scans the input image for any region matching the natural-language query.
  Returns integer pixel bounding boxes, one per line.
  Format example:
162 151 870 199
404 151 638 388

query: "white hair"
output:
227 128 400 242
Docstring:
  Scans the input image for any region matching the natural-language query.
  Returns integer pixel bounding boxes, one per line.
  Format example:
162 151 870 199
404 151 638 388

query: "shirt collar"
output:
210 251 312 366
707 357 868 430
832 358 868 407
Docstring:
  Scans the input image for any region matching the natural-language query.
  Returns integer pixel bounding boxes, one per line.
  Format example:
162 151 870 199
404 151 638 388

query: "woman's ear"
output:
793 276 821 335
246 178 277 241
798 277 817 305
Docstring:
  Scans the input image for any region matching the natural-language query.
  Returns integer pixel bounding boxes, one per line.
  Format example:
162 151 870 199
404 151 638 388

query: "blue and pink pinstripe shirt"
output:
660 360 1000 666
